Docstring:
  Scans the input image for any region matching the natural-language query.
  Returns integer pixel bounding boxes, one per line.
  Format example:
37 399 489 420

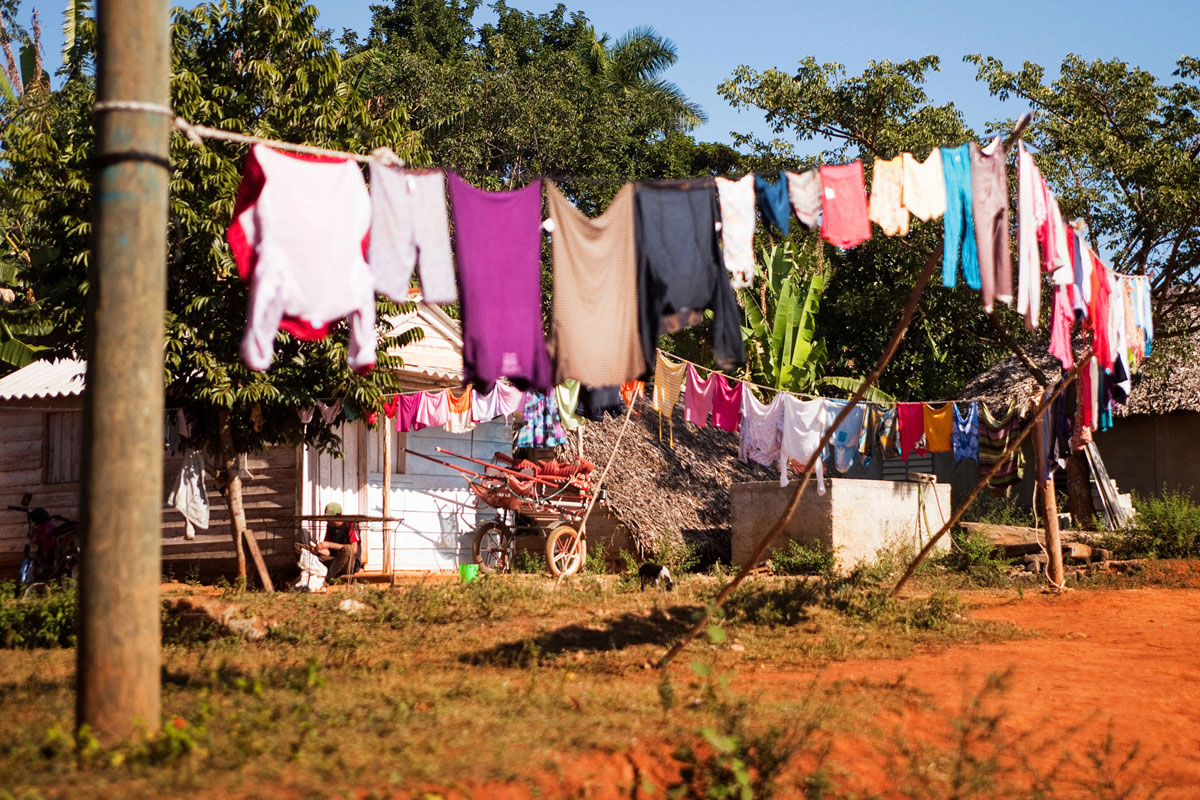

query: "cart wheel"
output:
545 524 585 577
472 519 513 573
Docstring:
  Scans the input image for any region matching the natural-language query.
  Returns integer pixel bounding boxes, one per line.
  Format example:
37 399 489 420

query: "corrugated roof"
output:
0 358 86 400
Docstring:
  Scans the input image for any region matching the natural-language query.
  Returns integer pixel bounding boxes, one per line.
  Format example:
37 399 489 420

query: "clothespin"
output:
371 147 405 168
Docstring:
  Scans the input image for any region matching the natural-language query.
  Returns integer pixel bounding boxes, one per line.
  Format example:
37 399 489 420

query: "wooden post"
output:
78 0 170 743
1033 416 1066 586
382 420 392 575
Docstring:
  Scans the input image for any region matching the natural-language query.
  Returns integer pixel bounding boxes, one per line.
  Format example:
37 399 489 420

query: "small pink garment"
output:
415 390 450 429
712 375 743 432
683 363 715 426
494 382 526 417
898 402 928 461
396 393 423 432
1048 284 1075 370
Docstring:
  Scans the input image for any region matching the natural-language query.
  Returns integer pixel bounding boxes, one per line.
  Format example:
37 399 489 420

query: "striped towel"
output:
977 402 1024 489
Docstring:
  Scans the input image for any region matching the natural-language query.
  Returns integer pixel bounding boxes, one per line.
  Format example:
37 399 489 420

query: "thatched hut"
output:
957 315 1200 503
561 399 775 566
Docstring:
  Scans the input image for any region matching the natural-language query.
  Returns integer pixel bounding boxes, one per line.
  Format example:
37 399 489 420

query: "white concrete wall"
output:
731 478 950 573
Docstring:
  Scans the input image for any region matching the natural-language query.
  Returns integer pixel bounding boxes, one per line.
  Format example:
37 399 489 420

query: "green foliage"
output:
653 537 701 574
0 580 77 648
765 539 836 577
510 547 546 574
960 494 1034 528
739 243 827 394
1109 488 1200 559
583 538 608 574
937 527 1012 587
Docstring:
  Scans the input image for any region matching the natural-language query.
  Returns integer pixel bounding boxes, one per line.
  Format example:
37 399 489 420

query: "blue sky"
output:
23 0 1200 151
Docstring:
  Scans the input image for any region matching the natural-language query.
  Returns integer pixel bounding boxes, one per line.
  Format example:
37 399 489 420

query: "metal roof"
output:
0 358 87 400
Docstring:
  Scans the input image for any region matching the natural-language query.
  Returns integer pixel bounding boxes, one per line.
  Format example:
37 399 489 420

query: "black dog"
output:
638 563 674 591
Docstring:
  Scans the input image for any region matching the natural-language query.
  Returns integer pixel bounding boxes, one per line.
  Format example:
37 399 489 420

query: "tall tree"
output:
1 0 425 584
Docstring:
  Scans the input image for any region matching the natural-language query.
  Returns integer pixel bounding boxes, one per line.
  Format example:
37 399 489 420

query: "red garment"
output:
819 162 872 250
382 397 401 419
898 402 928 461
711 375 743 433
620 381 644 407
1048 284 1075 370
1088 259 1114 371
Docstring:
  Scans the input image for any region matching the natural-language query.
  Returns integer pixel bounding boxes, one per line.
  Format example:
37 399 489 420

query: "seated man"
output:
313 502 362 580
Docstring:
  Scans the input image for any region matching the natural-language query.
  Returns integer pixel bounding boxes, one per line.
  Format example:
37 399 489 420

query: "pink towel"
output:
898 402 928 460
712 375 743 432
683 364 715 426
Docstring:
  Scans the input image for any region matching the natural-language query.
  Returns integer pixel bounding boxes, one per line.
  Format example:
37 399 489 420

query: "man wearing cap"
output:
313 502 361 580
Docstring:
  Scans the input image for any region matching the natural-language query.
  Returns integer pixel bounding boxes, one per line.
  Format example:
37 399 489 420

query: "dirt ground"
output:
454 585 1200 799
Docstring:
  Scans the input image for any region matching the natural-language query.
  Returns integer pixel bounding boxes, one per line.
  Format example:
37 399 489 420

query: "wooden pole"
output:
1033 412 1066 586
890 351 1090 597
78 0 170 743
382 420 392 574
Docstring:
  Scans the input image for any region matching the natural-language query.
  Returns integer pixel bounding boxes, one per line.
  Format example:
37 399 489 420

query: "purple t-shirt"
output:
446 173 553 393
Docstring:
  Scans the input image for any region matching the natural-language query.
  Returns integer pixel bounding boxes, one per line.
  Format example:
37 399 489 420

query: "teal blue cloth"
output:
754 171 791 234
941 144 981 290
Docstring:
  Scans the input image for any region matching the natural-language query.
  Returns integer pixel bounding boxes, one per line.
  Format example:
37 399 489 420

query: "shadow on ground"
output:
461 605 700 667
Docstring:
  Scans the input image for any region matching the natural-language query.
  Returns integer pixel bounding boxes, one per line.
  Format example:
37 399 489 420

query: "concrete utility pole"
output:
78 0 171 742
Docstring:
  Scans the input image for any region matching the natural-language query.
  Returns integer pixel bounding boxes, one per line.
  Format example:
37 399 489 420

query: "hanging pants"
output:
941 144 981 290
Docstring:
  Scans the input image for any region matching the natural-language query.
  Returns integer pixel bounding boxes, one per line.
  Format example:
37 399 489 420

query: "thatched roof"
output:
958 313 1200 418
563 397 775 563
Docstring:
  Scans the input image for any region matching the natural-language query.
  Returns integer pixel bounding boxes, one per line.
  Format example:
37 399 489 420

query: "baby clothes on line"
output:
555 380 585 432
923 402 954 453
941 143 981 291
785 168 822 230
868 155 909 237
711 374 743 433
715 174 756 289
298 406 315 425
1070 227 1093 321
1016 142 1045 328
577 385 625 421
978 402 1023 489
652 352 687 445
1089 260 1115 371
828 400 866 473
858 404 881 466
447 173 553 393
621 381 644 408
395 393 423 432
546 182 646 386
755 171 791 235
901 149 946 221
415 389 449 430
778 395 827 493
739 384 784 467
970 138 1013 311
229 144 376 372
472 381 526 424
516 392 567 449
445 387 475 433
876 406 901 459
898 402 928 460
382 397 400 419
367 162 457 304
818 161 872 249
316 399 343 424
683 363 715 426
952 401 979 465
634 180 746 371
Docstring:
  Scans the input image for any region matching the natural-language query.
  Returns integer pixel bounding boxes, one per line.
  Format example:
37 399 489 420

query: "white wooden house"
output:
0 302 512 579
301 302 511 572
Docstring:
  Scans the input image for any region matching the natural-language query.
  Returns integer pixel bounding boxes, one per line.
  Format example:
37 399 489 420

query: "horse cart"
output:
404 448 598 577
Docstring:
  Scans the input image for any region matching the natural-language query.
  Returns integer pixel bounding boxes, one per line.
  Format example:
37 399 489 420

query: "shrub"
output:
937 526 1012 586
1112 488 1200 559
766 539 836 577
0 580 78 648
510 548 546 574
961 494 1033 527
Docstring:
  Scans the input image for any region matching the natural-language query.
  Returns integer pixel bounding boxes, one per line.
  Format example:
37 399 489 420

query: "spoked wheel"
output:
472 518 514 573
545 524 585 577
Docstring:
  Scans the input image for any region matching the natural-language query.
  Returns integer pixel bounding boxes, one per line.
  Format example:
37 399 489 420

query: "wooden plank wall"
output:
0 401 300 581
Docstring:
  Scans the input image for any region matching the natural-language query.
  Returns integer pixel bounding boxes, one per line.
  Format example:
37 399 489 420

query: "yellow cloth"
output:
555 380 584 432
651 352 686 446
923 402 954 453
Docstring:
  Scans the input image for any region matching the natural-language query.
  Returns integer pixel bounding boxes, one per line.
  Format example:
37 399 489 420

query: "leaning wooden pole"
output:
890 350 1091 597
1032 412 1066 586
78 0 171 742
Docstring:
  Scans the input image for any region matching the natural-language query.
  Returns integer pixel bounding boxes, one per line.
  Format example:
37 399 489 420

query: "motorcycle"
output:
7 493 80 588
